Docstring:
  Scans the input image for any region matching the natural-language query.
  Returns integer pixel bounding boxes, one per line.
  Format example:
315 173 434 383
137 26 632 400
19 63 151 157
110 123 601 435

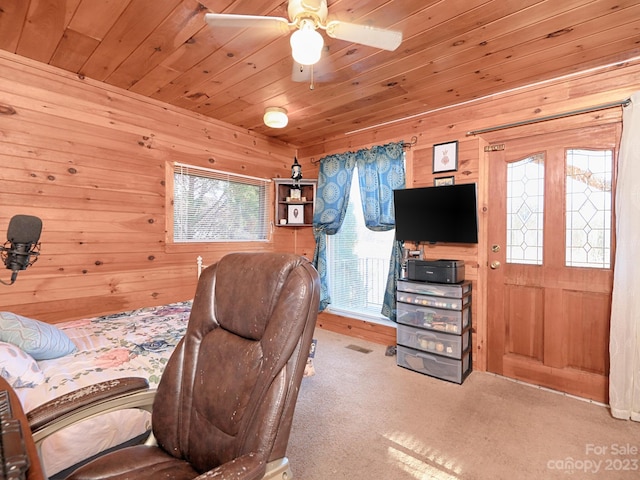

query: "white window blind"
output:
173 163 270 242
327 167 395 320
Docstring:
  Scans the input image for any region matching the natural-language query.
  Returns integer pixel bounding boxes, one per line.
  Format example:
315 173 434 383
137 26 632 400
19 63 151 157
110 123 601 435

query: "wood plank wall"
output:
302 59 640 364
0 50 311 323
2 47 640 360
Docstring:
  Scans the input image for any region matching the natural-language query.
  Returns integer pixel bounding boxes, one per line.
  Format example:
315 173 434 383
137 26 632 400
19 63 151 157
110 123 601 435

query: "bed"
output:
1 300 193 477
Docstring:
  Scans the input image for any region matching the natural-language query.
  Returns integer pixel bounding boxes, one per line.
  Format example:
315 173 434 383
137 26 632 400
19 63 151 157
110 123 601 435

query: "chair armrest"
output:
195 453 265 480
27 377 155 446
194 456 292 480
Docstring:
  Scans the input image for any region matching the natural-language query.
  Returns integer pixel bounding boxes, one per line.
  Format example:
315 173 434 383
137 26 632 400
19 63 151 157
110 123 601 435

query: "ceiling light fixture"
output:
263 107 289 128
290 19 324 66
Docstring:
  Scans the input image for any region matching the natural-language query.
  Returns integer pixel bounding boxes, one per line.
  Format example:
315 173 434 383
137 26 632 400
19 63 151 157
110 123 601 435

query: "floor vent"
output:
346 344 372 354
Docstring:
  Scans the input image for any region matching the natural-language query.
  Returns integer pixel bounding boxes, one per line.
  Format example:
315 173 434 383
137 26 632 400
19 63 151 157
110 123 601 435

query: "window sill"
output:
325 307 397 328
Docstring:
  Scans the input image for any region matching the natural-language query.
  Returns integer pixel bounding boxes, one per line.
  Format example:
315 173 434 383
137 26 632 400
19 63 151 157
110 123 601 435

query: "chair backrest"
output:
151 252 320 474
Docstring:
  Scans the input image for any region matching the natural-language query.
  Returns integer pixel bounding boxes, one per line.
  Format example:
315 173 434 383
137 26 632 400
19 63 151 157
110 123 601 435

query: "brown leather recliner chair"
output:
31 252 319 480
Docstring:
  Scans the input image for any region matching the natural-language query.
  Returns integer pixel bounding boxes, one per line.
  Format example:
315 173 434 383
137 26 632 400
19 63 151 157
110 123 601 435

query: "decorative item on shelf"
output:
288 204 304 224
432 140 458 173
291 156 303 188
289 187 302 201
263 107 288 128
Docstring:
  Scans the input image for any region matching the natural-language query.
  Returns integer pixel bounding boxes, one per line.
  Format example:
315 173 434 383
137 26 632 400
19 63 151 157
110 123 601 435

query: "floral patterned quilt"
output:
14 301 192 477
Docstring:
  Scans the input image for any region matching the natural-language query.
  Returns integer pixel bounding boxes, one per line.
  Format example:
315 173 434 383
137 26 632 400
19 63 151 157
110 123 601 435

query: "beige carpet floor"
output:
287 327 640 479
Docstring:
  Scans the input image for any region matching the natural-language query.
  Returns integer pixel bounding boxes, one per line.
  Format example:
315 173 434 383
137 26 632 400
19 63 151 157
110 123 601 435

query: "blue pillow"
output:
0 312 77 360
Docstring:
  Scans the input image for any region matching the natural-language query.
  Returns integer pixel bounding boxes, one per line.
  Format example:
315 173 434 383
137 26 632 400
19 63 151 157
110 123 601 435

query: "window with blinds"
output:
326 166 395 320
173 163 270 242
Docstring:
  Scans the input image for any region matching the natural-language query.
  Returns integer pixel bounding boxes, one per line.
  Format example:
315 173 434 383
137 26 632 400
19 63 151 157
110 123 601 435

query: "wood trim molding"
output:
317 311 396 346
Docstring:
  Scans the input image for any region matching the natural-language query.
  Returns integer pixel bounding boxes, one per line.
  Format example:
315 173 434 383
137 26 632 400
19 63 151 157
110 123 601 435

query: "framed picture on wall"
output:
287 204 304 224
434 176 455 187
433 140 458 173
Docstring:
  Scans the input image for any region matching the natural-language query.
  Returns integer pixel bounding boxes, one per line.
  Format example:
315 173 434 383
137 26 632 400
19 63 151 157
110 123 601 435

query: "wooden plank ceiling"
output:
1 0 639 148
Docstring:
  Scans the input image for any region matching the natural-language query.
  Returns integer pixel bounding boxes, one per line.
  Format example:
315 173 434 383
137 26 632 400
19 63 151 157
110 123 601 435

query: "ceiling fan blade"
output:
204 13 291 34
324 20 402 51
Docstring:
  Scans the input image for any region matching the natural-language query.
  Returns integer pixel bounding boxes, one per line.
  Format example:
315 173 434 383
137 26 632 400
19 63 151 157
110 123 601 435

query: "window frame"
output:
167 162 271 247
325 165 396 324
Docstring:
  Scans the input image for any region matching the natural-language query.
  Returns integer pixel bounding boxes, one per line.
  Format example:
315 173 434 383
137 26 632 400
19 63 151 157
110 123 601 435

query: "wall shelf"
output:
274 178 317 227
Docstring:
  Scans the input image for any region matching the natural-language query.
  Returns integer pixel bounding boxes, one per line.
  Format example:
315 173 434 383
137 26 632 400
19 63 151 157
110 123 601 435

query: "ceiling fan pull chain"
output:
310 64 315 90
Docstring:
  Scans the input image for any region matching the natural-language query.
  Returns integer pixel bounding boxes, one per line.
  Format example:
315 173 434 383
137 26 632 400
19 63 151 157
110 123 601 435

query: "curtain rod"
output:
402 136 418 149
466 98 631 136
309 137 417 165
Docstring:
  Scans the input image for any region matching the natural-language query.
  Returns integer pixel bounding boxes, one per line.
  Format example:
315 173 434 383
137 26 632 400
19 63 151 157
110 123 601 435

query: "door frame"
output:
476 112 621 401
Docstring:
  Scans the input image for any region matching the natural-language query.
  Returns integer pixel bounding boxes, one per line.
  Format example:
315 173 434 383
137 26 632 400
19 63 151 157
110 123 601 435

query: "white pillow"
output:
0 311 77 360
0 341 45 388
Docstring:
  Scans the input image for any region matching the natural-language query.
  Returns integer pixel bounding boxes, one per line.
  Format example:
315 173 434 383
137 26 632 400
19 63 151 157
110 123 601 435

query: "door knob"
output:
490 261 501 269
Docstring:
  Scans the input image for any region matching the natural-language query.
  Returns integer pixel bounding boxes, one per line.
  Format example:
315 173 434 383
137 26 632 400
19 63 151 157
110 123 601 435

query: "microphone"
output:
1 215 42 285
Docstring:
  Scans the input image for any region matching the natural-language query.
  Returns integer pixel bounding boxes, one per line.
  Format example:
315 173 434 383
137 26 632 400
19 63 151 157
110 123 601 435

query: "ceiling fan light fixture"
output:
290 19 324 66
264 107 289 128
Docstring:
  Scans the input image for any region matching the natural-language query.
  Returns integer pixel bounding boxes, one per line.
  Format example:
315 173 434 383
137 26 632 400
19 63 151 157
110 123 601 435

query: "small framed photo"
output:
289 188 301 200
287 204 304 224
434 176 455 187
433 141 458 173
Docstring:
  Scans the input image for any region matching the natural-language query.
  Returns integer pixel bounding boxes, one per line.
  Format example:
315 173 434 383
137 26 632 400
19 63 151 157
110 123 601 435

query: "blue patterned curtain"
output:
355 143 406 320
312 151 358 310
312 142 406 320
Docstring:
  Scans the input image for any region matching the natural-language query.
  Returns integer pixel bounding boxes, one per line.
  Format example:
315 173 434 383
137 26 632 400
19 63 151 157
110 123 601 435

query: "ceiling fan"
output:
204 0 403 68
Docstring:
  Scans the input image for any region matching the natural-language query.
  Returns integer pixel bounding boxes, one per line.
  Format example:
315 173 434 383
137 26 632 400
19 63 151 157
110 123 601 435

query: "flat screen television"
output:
393 183 479 244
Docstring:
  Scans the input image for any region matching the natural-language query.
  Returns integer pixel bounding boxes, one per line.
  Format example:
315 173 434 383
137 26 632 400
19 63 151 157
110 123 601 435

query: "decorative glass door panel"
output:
565 149 613 268
487 123 619 404
506 153 545 265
